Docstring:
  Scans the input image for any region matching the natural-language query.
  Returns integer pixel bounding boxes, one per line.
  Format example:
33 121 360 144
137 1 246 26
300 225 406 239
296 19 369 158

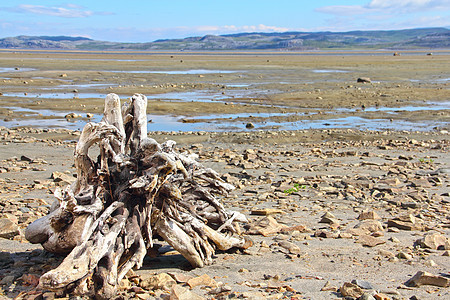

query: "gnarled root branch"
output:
25 93 250 298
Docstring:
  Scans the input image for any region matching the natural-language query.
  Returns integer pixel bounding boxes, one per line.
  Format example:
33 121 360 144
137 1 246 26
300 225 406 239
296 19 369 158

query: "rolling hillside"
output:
0 28 448 51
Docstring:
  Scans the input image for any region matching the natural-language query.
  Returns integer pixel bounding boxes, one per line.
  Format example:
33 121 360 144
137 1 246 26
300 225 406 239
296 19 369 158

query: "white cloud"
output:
317 0 450 15
315 5 369 16
366 0 450 11
0 4 112 18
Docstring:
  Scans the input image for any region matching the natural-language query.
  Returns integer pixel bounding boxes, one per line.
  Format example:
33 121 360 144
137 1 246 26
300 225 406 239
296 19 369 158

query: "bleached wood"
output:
25 93 250 297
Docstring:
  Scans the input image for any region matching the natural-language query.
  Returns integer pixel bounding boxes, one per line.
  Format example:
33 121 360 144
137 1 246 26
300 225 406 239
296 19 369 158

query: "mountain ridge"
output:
1 27 449 50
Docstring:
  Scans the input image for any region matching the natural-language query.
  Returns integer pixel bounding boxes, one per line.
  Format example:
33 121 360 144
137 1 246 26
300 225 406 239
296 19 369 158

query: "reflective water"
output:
1 92 109 99
336 101 450 113
103 69 240 74
312 69 349 73
1 105 446 132
0 67 36 72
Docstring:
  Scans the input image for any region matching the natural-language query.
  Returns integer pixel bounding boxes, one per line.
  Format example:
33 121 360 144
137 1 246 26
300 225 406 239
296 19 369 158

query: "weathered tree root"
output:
25 93 251 298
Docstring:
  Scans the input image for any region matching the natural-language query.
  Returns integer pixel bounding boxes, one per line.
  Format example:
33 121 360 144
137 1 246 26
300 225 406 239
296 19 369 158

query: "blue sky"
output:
0 1 449 42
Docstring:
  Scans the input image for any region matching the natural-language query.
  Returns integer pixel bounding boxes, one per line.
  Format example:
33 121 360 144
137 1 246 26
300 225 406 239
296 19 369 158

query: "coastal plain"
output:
0 50 449 132
0 50 449 299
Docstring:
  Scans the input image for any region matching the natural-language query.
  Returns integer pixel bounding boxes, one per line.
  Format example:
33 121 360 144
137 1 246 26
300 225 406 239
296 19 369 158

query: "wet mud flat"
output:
0 50 448 132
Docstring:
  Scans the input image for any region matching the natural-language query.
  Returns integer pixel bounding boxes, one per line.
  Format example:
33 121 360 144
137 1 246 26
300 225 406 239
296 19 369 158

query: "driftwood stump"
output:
25 93 251 298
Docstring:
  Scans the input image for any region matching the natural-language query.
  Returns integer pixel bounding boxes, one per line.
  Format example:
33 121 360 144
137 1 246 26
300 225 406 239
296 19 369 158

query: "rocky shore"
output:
0 126 448 299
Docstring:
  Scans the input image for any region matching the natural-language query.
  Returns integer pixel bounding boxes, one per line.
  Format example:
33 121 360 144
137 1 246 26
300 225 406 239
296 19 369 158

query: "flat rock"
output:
415 232 448 250
167 272 194 283
246 216 288 236
319 211 340 224
352 279 374 290
251 208 285 215
387 219 422 231
0 218 20 239
357 235 386 247
340 282 364 298
140 273 176 290
405 271 450 287
358 211 381 220
51 171 76 184
186 274 217 288
278 240 302 255
170 285 204 300
354 219 384 233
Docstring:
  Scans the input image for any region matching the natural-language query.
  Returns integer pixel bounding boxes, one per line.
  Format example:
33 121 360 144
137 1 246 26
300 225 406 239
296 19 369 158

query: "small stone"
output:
319 212 340 225
340 282 364 298
405 271 450 287
246 216 288 236
338 232 353 239
86 113 94 118
186 274 217 288
357 77 371 83
352 279 374 290
358 211 381 220
170 285 205 300
357 235 385 247
374 293 391 300
387 218 422 231
51 171 76 184
245 122 255 129
251 208 284 215
20 155 33 162
140 273 176 290
167 272 193 283
397 252 412 259
65 112 80 119
321 281 338 292
378 249 395 258
415 233 448 250
424 259 437 267
0 218 20 239
278 240 302 255
359 293 376 300
389 237 400 243
355 220 384 233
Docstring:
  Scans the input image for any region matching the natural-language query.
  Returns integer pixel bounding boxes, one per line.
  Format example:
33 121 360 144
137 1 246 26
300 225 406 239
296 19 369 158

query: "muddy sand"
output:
0 51 449 299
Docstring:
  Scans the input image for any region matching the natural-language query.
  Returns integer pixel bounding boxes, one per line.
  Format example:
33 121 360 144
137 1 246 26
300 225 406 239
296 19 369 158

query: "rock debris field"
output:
0 126 448 299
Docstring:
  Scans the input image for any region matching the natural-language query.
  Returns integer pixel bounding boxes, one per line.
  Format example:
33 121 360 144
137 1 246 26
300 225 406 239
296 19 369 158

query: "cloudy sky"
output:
0 0 449 42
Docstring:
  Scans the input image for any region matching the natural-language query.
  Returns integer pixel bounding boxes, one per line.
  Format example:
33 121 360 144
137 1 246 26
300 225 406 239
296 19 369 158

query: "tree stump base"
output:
25 93 251 298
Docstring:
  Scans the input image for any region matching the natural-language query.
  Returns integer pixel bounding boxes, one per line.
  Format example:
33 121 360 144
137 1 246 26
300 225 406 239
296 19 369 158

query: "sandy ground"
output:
0 51 449 299
0 127 449 300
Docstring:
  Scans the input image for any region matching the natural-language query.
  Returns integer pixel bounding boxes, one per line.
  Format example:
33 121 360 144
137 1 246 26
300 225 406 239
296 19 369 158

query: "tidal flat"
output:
0 50 449 300
0 50 448 132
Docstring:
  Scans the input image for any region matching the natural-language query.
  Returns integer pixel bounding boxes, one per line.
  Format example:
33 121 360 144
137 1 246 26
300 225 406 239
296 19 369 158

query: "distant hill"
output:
0 35 92 49
1 28 449 51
